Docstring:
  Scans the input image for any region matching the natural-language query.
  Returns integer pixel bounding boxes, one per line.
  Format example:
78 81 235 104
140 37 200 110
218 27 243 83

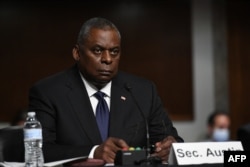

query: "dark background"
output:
0 0 193 122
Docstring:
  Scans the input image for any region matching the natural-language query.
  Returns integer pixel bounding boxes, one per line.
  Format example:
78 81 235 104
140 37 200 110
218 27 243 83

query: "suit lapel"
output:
109 75 139 145
65 67 102 144
109 83 128 136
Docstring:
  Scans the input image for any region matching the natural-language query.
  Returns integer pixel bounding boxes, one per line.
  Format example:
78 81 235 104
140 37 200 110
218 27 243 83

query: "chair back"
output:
237 123 250 151
0 126 24 162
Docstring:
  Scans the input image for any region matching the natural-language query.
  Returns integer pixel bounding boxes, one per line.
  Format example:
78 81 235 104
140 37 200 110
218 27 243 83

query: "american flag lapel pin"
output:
121 96 126 101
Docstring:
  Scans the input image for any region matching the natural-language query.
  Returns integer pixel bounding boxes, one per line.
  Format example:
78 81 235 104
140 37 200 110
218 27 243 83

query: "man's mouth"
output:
99 70 112 75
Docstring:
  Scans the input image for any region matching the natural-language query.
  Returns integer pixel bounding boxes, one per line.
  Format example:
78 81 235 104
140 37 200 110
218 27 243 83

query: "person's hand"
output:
94 137 129 163
151 136 176 162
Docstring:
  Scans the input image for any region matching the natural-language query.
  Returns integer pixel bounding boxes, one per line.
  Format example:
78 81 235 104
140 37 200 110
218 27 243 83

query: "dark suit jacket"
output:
237 123 250 151
29 65 183 162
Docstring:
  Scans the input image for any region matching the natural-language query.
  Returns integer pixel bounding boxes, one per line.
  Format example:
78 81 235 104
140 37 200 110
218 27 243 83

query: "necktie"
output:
94 91 109 141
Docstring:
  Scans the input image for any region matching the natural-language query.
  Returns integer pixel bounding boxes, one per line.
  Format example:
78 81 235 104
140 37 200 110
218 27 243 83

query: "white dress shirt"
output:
79 72 112 158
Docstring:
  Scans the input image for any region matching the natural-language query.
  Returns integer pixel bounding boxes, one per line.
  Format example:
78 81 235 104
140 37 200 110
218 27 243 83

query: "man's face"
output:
73 28 121 88
213 115 230 129
211 115 231 141
208 114 231 137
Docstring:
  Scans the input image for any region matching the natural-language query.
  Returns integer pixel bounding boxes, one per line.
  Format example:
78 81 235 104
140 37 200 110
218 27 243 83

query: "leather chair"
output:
237 123 250 151
0 126 24 162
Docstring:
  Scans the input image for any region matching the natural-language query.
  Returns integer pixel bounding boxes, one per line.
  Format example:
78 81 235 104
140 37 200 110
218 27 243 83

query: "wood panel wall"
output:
227 0 250 139
0 0 192 122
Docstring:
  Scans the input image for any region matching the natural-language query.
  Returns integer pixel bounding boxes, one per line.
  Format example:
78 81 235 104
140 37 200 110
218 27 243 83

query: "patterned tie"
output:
94 91 109 141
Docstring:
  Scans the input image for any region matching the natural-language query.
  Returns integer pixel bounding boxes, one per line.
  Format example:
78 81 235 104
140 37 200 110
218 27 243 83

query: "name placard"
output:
168 141 243 165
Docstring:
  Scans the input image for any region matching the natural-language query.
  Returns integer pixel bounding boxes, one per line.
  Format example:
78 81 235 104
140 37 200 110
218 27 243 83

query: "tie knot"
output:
94 91 105 101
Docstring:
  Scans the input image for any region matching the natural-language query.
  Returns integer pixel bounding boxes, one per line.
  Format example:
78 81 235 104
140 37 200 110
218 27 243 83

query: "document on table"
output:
0 156 87 167
44 156 87 167
0 162 24 167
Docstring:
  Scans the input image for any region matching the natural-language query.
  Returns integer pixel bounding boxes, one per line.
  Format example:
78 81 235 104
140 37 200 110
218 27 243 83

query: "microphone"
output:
114 83 162 165
124 83 151 159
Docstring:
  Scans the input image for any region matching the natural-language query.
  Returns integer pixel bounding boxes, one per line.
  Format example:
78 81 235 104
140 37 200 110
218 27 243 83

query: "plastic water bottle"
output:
23 112 44 167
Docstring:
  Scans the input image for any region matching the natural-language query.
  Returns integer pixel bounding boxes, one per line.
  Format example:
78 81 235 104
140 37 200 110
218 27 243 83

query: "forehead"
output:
214 115 230 125
84 28 120 46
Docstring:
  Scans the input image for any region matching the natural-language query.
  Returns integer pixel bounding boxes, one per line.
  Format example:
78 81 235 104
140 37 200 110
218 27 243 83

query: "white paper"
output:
0 156 87 167
43 156 87 167
0 162 24 167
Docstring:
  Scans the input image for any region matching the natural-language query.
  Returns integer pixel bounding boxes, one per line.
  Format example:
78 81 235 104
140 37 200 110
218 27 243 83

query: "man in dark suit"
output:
28 17 183 164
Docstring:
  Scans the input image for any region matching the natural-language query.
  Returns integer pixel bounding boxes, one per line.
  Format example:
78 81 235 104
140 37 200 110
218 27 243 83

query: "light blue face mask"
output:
212 128 230 141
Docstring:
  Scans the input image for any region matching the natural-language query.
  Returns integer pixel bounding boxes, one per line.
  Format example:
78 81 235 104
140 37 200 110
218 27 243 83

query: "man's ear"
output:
72 45 80 61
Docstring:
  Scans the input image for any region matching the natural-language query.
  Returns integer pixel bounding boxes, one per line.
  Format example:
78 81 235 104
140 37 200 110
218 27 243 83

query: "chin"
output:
92 80 110 89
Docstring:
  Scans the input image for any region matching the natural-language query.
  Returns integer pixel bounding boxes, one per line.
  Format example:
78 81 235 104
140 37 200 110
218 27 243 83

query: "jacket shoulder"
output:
31 66 78 90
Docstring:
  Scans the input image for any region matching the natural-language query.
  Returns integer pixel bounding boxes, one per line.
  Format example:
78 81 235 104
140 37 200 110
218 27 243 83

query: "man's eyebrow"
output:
91 44 120 50
110 46 120 49
91 44 104 48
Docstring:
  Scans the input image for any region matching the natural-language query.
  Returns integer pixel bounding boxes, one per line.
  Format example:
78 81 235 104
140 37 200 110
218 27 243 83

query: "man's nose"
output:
101 50 112 64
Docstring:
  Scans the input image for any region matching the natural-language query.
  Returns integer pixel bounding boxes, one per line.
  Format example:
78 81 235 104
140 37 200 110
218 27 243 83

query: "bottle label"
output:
24 129 42 140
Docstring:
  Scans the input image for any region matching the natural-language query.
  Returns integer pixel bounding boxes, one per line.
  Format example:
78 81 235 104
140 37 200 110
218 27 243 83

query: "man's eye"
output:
93 48 102 54
110 49 119 55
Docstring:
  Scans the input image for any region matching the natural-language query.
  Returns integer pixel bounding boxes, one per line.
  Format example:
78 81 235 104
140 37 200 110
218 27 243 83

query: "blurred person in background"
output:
205 111 231 141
